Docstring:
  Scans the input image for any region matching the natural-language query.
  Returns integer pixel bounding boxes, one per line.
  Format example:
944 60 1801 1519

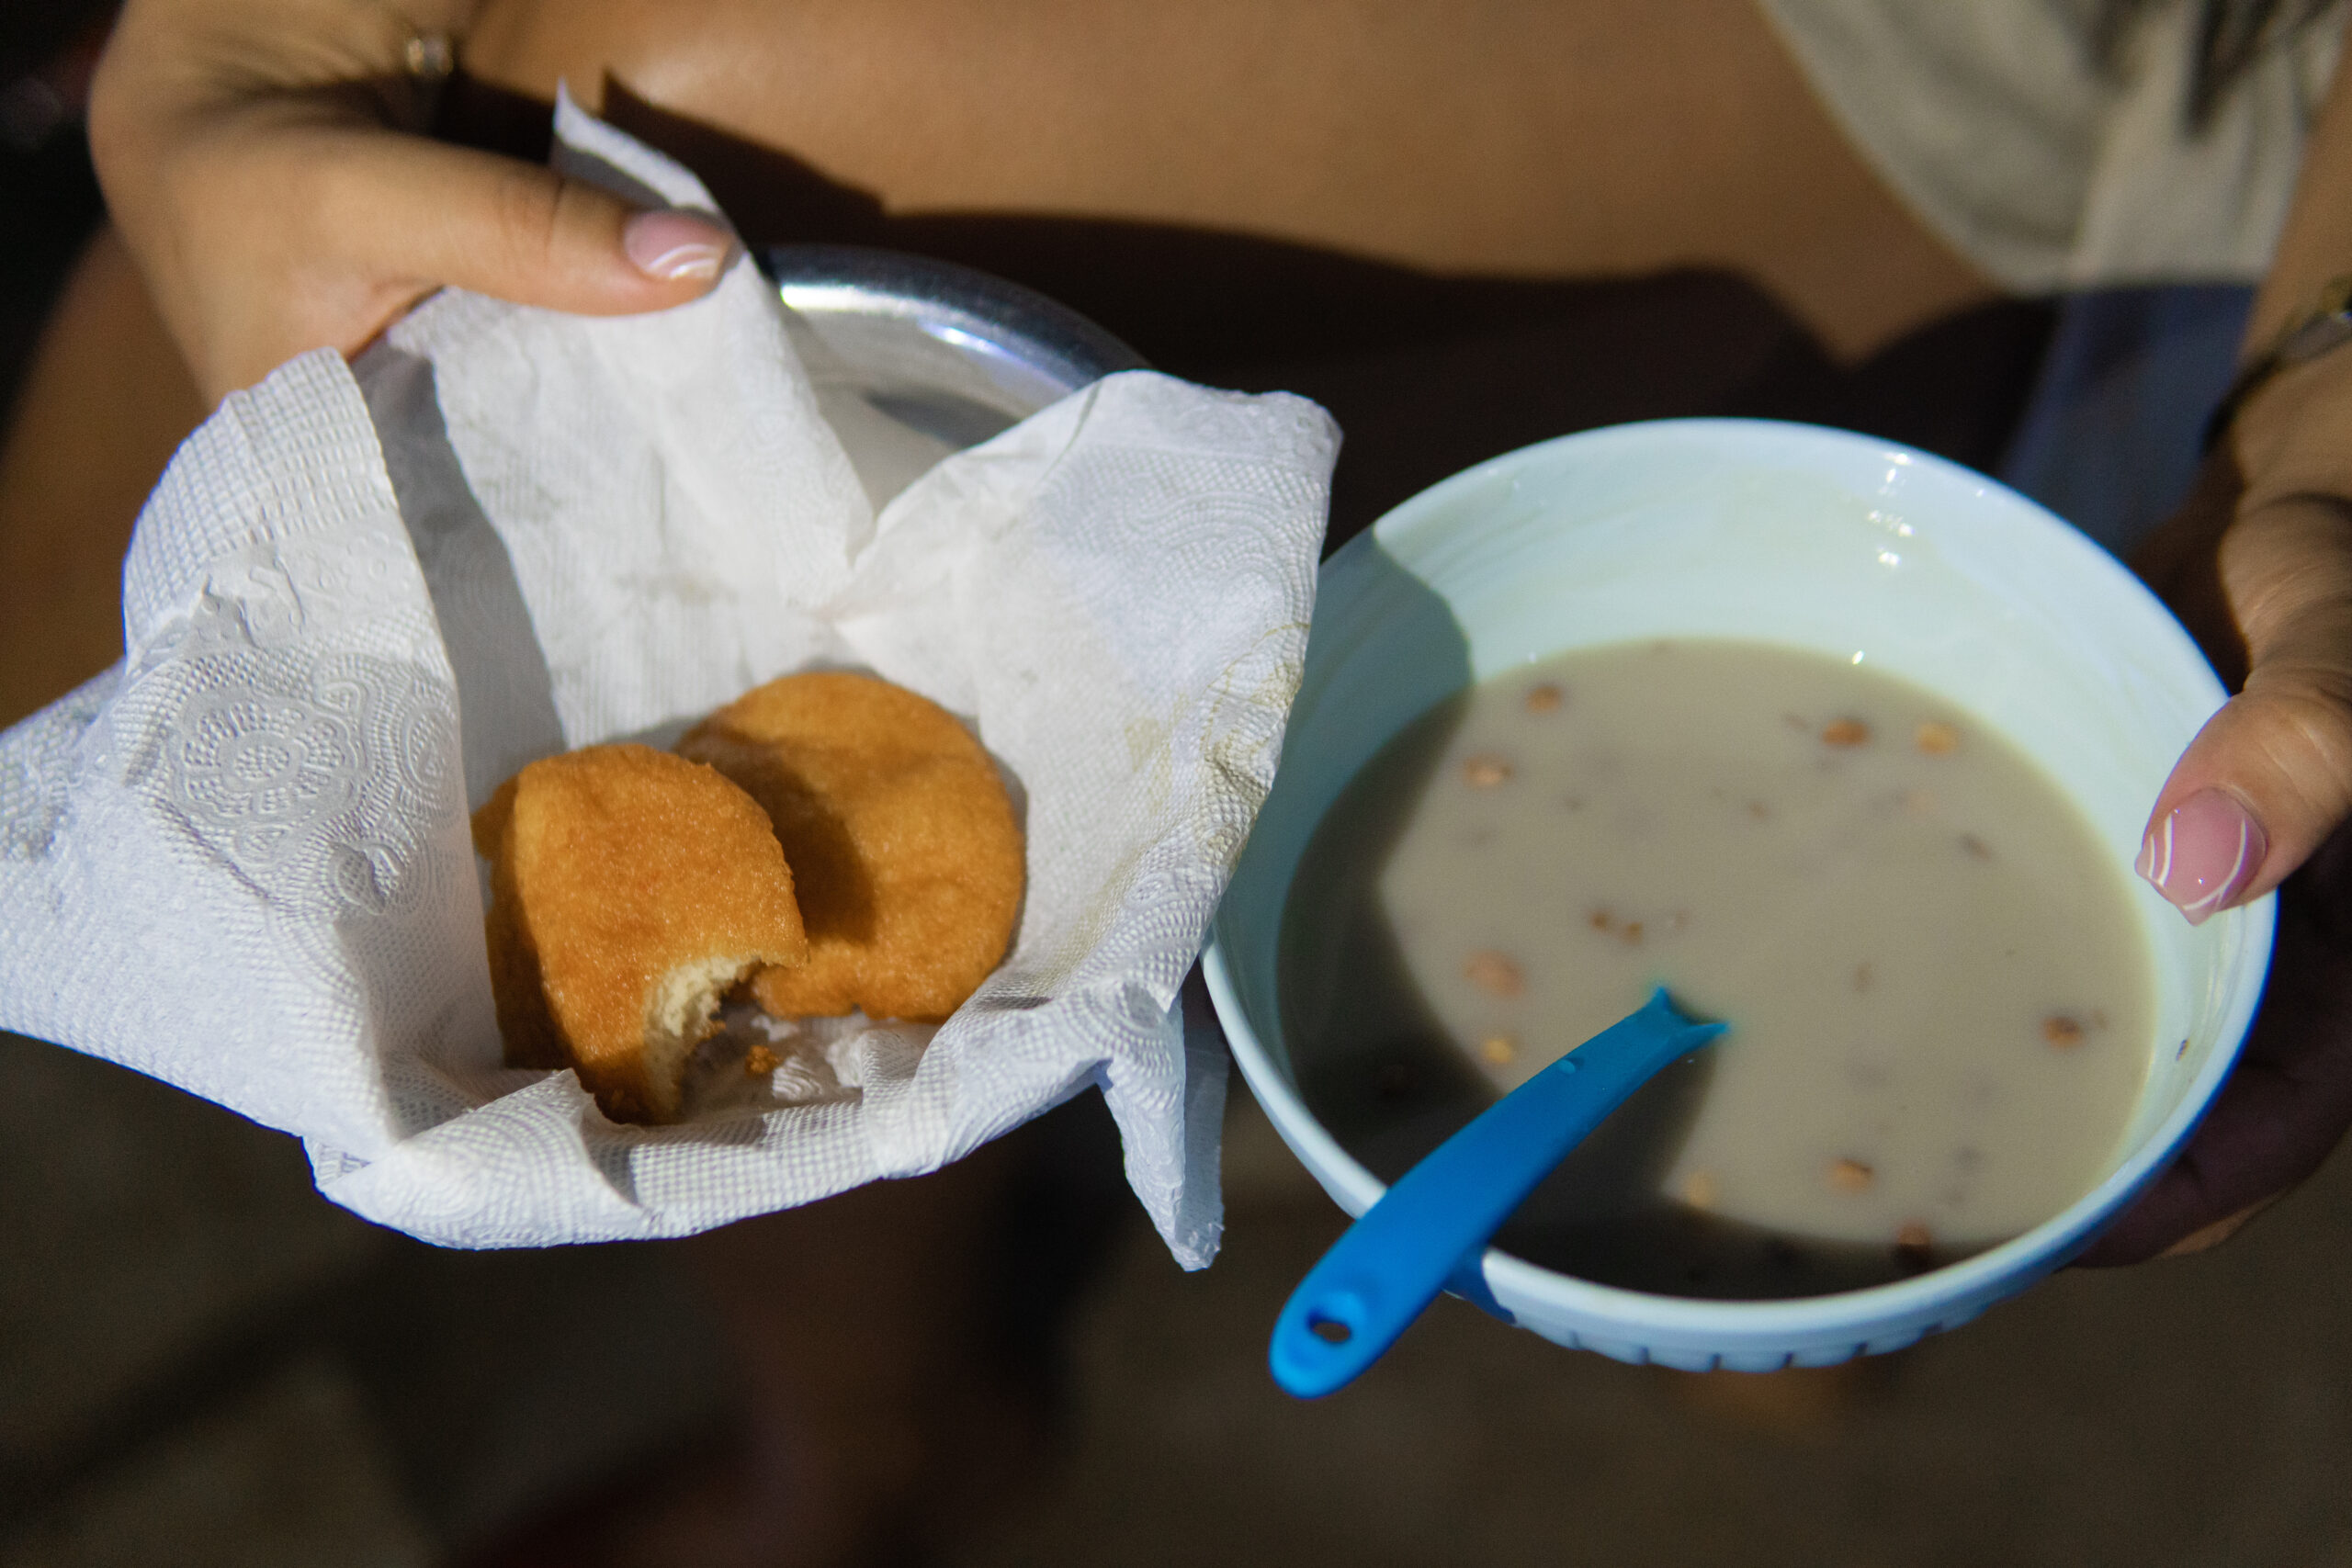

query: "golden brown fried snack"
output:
678 671 1023 1023
472 743 808 1123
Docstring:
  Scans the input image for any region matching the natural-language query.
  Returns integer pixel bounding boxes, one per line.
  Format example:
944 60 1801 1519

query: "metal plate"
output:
762 244 1147 508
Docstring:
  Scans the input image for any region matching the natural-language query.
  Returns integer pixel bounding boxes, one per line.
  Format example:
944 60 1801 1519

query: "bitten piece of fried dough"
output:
472 743 808 1123
678 671 1023 1023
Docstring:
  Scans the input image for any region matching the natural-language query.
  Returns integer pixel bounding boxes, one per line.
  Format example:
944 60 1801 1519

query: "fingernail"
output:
623 209 732 281
2137 789 2267 924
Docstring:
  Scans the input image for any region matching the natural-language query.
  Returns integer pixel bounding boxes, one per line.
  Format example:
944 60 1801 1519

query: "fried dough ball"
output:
472 743 808 1123
678 671 1024 1023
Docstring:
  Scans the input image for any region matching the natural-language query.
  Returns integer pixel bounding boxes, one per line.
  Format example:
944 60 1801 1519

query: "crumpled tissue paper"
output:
0 96 1337 1266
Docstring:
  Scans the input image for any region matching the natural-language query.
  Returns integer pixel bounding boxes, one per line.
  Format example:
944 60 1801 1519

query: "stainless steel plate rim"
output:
759 242 1147 395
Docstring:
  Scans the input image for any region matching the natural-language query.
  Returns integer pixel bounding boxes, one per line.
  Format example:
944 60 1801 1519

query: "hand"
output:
2085 362 2352 1264
2082 817 2352 1263
87 0 736 404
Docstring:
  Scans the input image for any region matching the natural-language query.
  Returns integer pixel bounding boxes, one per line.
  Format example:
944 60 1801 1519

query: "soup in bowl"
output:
1203 419 2274 1371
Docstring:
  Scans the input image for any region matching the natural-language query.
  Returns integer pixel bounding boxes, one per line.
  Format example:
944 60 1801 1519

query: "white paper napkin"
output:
0 97 1336 1267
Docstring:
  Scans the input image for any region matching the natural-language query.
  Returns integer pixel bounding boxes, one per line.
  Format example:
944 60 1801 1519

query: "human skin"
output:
85 0 739 404
9 0 2003 727
458 0 1995 363
31 0 2352 1259
2086 42 2352 1261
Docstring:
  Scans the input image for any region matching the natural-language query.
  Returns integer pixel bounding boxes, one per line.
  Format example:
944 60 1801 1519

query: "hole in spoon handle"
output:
1272 1282 1397 1396
1268 991 1725 1398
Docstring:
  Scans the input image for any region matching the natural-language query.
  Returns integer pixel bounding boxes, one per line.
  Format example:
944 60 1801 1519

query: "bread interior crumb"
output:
642 953 764 1118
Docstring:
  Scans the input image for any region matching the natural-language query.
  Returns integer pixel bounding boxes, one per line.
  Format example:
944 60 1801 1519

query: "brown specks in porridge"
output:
1894 1222 1936 1268
2042 1013 2087 1049
1827 1157 1876 1192
1916 720 1960 755
1821 717 1871 747
1278 637 2155 1299
1462 753 1513 788
1587 908 1648 945
1523 683 1565 714
1464 950 1524 997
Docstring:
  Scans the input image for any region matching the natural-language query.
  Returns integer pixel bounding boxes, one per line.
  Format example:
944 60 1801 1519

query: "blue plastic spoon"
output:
1270 987 1726 1398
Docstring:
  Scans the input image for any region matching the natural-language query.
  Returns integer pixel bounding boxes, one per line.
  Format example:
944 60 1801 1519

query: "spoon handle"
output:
1269 987 1724 1398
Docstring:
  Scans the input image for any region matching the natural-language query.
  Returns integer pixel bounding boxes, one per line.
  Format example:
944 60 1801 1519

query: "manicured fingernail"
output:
2137 789 2267 924
623 209 732 281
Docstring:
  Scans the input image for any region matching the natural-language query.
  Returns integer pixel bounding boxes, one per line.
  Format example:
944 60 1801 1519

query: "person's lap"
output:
459 0 1996 360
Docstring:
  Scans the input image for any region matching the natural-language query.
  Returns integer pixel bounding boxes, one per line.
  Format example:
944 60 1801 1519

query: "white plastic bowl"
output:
1204 419 2275 1372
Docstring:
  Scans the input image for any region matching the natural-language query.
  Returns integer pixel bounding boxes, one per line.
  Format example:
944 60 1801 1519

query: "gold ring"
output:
403 29 455 81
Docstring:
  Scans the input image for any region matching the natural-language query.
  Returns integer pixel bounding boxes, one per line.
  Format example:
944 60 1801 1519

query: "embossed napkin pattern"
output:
0 101 1336 1267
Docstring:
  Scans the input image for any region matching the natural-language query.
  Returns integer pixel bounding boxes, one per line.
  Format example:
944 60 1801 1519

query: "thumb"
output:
313 128 738 313
2138 494 2352 921
198 121 740 392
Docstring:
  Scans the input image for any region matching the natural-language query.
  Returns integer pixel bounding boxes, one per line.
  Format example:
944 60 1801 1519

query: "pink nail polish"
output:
623 210 732 281
2136 789 2267 924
